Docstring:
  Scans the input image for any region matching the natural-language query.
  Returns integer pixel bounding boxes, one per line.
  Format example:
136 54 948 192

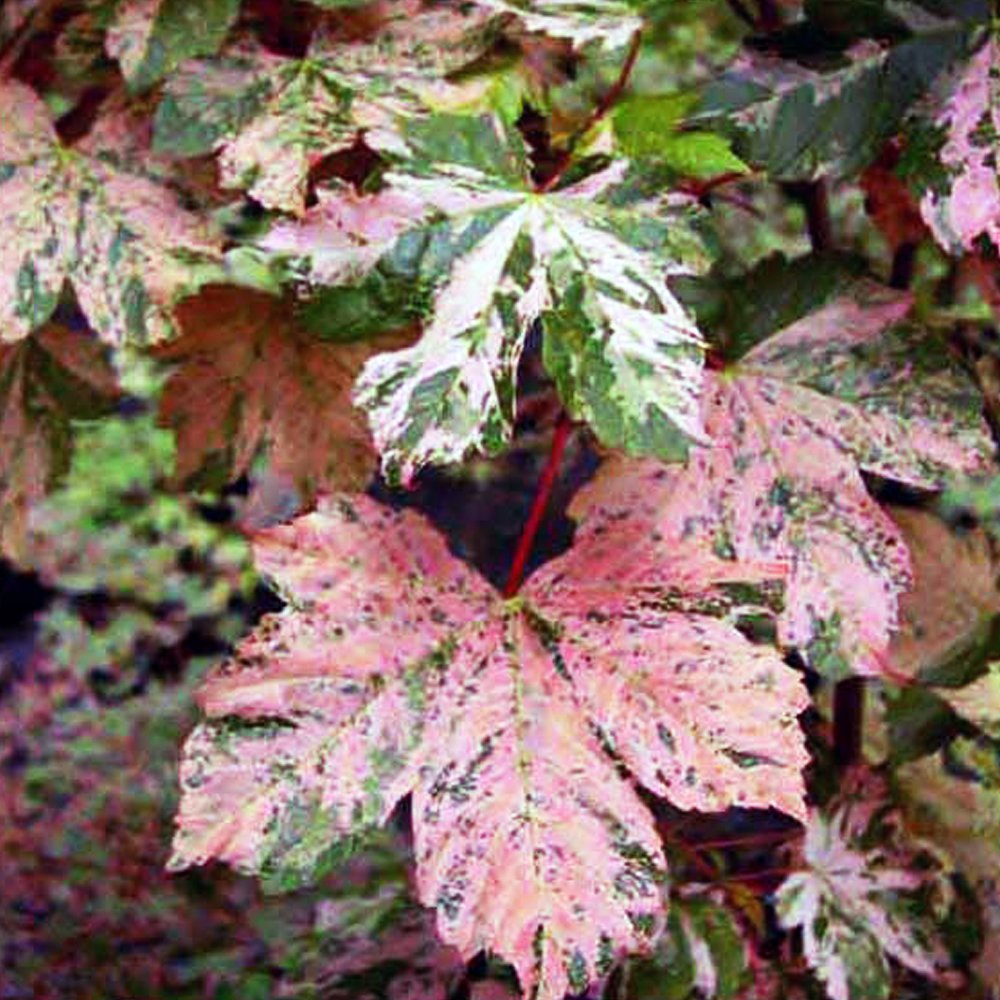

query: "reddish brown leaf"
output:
0 324 118 562
155 286 414 495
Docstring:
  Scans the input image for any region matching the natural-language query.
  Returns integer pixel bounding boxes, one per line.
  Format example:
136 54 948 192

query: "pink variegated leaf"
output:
171 493 808 1000
776 772 955 1000
920 38 1000 252
573 284 992 679
260 183 429 286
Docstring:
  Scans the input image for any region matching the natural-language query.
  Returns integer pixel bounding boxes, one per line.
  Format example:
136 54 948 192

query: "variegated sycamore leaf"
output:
776 776 954 1000
106 0 240 92
570 284 992 679
897 738 1000 991
277 114 709 483
0 324 119 562
153 285 415 495
0 80 219 345
170 494 809 1000
696 27 970 182
920 36 1000 252
477 0 641 49
152 6 497 214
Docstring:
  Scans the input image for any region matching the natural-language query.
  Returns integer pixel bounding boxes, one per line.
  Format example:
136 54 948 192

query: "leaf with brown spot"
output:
155 286 415 495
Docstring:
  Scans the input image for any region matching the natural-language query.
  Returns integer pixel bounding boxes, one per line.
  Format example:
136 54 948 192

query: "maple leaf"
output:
888 506 1000 682
259 181 428 287
154 285 414 495
0 324 118 562
106 0 240 92
920 37 1000 252
278 114 707 483
697 28 969 182
573 284 992 679
897 737 1000 990
0 80 219 345
170 493 809 1000
152 5 496 214
777 773 955 1000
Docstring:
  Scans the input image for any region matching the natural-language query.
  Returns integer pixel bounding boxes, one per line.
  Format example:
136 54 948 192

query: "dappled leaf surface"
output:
776 773 954 1000
106 0 240 92
0 80 219 345
153 4 495 214
574 286 992 678
155 285 414 495
170 494 809 1000
698 26 969 182
920 37 1000 252
898 738 1000 991
478 0 641 48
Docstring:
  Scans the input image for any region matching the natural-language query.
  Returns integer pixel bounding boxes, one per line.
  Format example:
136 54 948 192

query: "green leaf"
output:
777 777 955 1000
106 0 240 93
627 895 748 1000
152 7 497 214
697 24 972 180
613 93 748 176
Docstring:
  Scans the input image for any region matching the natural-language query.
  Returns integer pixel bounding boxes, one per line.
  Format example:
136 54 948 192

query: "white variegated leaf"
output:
274 116 706 481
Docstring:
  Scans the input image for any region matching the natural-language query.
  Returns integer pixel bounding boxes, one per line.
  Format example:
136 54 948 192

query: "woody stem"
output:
503 413 573 598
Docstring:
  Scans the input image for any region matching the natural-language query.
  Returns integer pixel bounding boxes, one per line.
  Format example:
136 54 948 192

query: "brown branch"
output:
537 29 643 193
833 676 865 767
0 0 56 79
784 180 834 253
503 413 573 597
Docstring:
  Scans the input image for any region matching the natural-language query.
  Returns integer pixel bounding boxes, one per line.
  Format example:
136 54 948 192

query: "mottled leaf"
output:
0 324 118 561
276 116 709 482
154 285 414 495
572 285 992 678
776 775 954 1000
920 37 1000 252
152 6 496 214
478 0 641 49
171 494 808 1000
106 0 240 92
897 738 1000 991
698 29 969 181
0 80 219 345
